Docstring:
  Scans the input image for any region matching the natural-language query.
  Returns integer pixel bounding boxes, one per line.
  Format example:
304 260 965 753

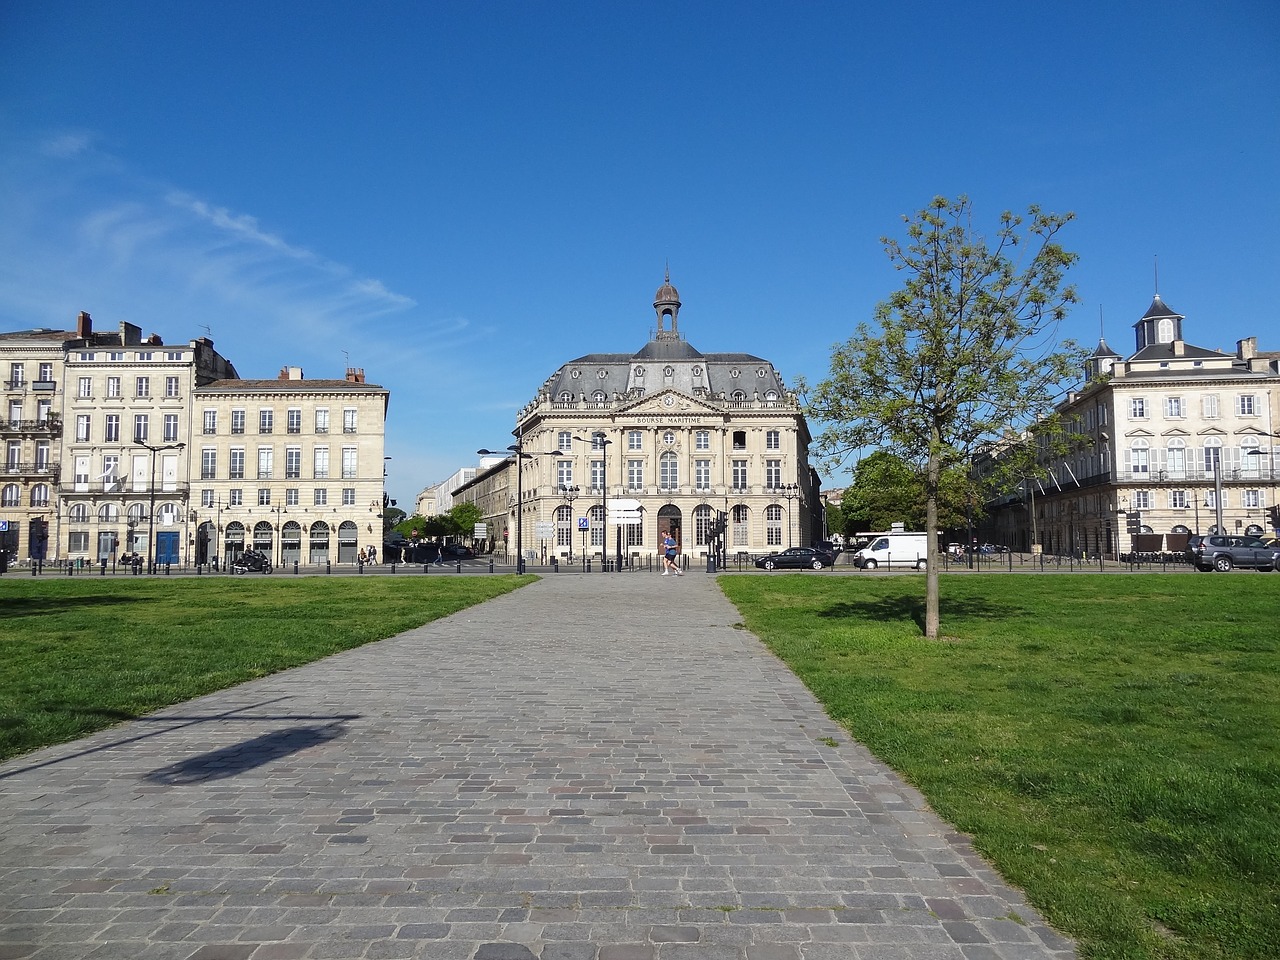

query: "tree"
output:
841 450 973 535
448 503 484 540
804 196 1081 639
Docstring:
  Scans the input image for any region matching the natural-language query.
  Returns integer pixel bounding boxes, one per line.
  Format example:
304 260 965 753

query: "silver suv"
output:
1185 535 1280 572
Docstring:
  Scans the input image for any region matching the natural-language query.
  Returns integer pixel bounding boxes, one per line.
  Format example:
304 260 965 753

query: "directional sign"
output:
535 521 555 540
610 515 642 526
610 498 642 511
474 522 488 538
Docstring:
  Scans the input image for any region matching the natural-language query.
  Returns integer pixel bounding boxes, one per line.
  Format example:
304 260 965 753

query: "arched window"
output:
732 504 750 547
693 504 713 545
592 390 606 403
764 390 778 401
98 503 119 522
731 391 746 402
1128 439 1149 476
0 484 19 507
128 503 145 523
588 505 604 548
555 505 573 548
68 503 90 522
558 391 574 403
1157 317 1174 343
337 520 359 564
1165 438 1186 478
309 521 330 563
1240 438 1261 476
29 483 50 507
1203 438 1223 475
659 452 678 490
253 521 274 552
765 504 783 546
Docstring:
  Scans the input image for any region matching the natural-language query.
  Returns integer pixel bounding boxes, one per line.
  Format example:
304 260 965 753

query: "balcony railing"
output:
0 418 62 436
3 461 61 477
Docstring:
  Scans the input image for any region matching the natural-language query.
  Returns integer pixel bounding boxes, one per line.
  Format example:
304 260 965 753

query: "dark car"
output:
439 543 475 560
755 546 836 571
1185 534 1280 572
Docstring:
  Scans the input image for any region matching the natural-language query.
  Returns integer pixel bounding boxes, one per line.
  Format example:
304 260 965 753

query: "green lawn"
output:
719 573 1280 960
0 576 527 762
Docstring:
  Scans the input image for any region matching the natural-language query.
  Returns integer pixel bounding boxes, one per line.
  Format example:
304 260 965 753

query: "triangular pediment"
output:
618 389 721 417
1196 426 1229 438
1124 428 1155 439
1160 427 1191 438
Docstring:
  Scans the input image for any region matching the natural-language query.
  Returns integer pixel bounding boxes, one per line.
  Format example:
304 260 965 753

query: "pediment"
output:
1160 427 1191 438
1196 426 1229 438
1124 428 1155 439
618 389 720 417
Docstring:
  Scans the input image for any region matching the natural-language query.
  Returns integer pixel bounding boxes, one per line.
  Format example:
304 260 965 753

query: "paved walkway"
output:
0 573 1076 960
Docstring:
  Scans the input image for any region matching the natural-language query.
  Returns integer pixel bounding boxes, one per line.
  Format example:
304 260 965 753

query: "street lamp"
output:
134 435 185 573
570 433 613 572
559 484 580 560
771 483 799 548
478 439 557 574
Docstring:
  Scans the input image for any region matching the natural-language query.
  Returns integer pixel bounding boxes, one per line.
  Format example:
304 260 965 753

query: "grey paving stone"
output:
0 575 1075 960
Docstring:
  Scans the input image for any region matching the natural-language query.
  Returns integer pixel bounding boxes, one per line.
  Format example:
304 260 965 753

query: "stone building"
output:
984 294 1280 556
461 276 820 564
1 310 390 568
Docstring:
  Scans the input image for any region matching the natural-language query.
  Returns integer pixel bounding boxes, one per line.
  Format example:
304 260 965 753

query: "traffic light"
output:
708 511 728 538
1269 505 1280 530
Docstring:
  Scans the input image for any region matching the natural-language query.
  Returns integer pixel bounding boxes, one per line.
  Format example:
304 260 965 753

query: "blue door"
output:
156 531 180 565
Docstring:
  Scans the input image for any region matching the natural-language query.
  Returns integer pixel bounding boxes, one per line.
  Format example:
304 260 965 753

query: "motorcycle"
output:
231 549 273 574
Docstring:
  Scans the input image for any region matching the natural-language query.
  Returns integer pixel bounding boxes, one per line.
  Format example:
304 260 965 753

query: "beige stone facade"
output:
984 295 1280 556
1 311 389 568
457 277 820 564
192 370 389 566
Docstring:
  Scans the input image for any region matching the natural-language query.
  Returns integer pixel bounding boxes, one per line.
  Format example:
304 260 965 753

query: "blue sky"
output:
2 1 1277 507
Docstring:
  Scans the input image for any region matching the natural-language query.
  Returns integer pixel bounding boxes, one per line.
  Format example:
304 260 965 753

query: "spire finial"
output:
1154 255 1159 297
665 260 670 284
1099 304 1105 339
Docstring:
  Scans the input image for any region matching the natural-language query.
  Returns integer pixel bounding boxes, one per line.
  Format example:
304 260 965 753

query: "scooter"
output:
231 549 273 574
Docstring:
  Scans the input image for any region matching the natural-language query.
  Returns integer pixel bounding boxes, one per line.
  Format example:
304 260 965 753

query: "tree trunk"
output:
925 448 940 639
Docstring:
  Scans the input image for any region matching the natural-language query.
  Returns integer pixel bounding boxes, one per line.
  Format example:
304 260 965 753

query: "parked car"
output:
439 543 475 560
1184 534 1280 572
755 546 836 571
816 539 843 559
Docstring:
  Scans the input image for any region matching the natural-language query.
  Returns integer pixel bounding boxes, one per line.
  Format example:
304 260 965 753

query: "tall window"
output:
590 432 606 451
135 376 150 398
258 488 272 506
1170 490 1188 510
695 459 710 490
201 489 215 508
315 409 329 433
1129 397 1146 419
314 447 329 478
165 376 180 398
231 409 245 434
107 376 121 398
732 504 749 546
1203 441 1222 475
203 409 217 434
659 452 678 490
1166 439 1186 478
556 505 573 547
628 430 643 450
1128 440 1149 476
257 447 273 479
1239 394 1257 416
229 447 245 479
343 408 358 433
1243 489 1261 509
766 430 780 450
313 488 328 506
77 377 92 398
7 363 23 386
104 415 120 443
589 505 603 547
132 414 147 442
229 489 243 506
557 460 573 487
590 459 604 491
1164 396 1184 418
285 447 302 479
765 504 783 545
694 505 712 545
627 459 644 490
1202 394 1220 419
201 449 217 479
342 487 356 506
163 414 179 442
695 430 710 450
286 488 300 506
287 408 302 433
341 446 358 479
732 459 748 490
558 431 572 452
765 459 781 487
259 409 273 434
1133 490 1151 510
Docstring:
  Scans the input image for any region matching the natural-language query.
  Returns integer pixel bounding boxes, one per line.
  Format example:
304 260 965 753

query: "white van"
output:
852 531 931 570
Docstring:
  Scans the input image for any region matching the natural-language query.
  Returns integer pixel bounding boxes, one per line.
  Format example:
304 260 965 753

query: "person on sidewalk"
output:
661 532 682 576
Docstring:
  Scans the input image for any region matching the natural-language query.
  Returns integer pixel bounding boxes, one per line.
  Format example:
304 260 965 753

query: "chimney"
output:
1172 340 1184 357
76 311 92 339
1237 337 1257 361
345 367 365 383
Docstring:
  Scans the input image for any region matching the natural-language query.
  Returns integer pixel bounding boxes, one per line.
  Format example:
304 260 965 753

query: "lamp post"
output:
135 435 185 573
478 439 556 574
570 433 612 572
559 484 580 560
772 483 800 548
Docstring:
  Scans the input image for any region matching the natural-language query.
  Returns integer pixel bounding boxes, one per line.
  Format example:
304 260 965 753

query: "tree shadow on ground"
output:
816 593 1025 633
145 722 349 785
0 594 143 620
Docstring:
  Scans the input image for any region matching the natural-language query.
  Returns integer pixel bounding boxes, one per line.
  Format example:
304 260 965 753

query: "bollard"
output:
358 559 364 574
423 563 430 574
165 564 171 575
67 563 73 576
488 558 494 573
294 561 299 575
31 563 37 577
326 560 332 575
551 557 558 572
456 560 462 573
100 559 107 576
585 558 591 573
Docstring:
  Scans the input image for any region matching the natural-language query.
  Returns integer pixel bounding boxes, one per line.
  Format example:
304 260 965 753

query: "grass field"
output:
718 573 1280 960
0 576 527 762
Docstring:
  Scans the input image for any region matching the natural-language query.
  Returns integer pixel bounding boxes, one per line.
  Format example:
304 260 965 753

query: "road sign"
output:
578 517 590 530
610 498 642 511
474 522 487 538
610 516 641 526
534 521 555 540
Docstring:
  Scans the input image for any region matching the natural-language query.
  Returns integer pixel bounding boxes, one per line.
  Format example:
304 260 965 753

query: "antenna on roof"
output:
343 349 350 367
1099 305 1105 339
199 324 211 337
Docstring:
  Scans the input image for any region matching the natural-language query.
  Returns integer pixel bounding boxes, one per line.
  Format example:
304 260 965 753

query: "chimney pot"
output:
76 311 93 339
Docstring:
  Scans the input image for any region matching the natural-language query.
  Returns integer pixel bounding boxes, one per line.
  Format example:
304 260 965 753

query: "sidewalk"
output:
0 574 1076 960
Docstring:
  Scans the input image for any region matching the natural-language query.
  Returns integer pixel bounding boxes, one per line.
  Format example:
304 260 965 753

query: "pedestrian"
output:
367 544 377 564
661 532 682 576
358 547 368 564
